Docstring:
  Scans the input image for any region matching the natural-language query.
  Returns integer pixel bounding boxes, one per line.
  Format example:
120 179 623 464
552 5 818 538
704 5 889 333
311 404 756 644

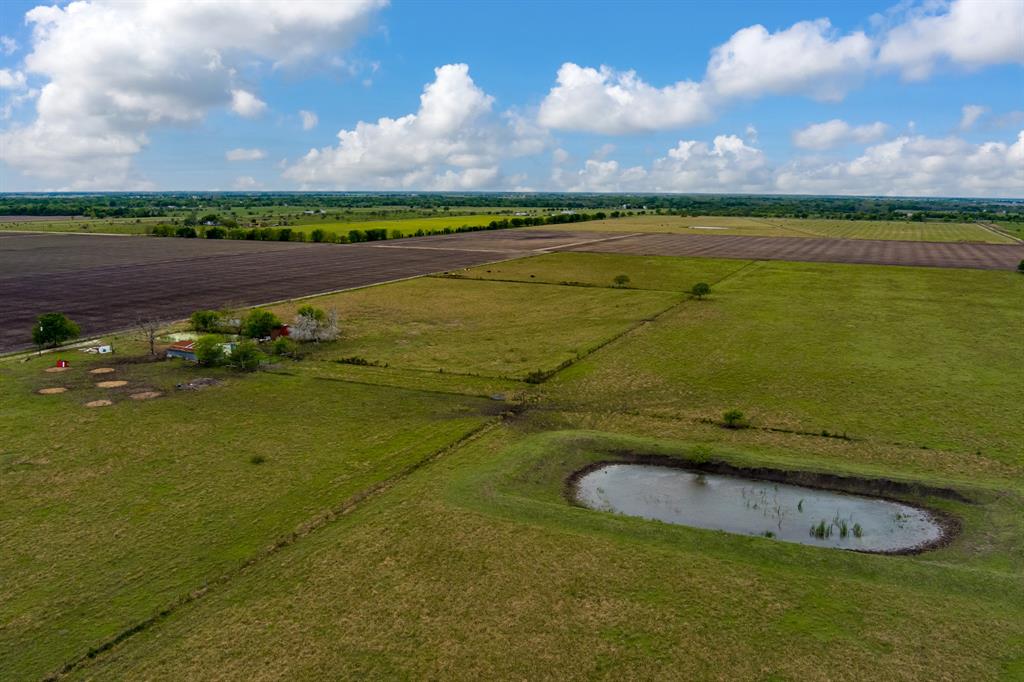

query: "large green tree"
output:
32 313 80 350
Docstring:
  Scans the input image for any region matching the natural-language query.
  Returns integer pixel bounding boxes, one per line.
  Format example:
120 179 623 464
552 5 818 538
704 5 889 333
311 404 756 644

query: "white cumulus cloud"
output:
792 119 888 150
0 0 383 189
706 19 873 101
538 63 711 134
283 63 547 190
230 89 267 118
226 148 266 162
232 175 261 190
0 69 26 90
959 104 988 131
0 36 17 56
878 0 1024 80
299 109 318 130
777 131 1024 197
558 134 770 193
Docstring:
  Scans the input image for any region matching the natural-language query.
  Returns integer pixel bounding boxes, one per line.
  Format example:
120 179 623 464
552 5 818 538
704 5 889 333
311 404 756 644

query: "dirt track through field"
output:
3 230 1022 353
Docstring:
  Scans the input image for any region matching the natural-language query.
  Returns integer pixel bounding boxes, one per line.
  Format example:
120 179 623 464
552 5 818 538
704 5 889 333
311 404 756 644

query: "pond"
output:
573 464 945 553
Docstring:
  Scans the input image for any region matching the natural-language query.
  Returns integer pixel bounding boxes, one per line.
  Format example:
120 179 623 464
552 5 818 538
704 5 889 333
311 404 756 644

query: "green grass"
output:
546 257 1024 461
532 215 1014 243
0 353 493 680
71 427 1024 680
2 250 1022 679
451 251 747 291
267 276 679 379
287 213 538 236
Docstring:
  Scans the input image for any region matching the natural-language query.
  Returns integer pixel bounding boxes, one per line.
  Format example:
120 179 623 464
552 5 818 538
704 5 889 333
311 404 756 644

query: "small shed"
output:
166 340 197 362
270 325 290 340
56 359 69 368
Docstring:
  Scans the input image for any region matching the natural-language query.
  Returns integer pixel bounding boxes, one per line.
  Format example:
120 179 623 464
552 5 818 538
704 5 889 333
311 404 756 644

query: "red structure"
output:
55 359 69 368
270 325 290 340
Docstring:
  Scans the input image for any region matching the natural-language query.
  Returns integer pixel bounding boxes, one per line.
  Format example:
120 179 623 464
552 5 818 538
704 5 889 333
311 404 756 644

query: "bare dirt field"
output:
4 230 1022 354
563 232 1024 270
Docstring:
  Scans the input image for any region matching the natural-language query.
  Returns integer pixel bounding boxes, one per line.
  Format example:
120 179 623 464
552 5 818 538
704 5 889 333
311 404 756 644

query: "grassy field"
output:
2 250 1022 679
286 213 518 236
533 215 1016 243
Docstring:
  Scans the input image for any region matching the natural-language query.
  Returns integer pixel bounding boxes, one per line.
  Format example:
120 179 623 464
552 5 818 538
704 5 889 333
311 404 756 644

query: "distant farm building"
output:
166 340 198 362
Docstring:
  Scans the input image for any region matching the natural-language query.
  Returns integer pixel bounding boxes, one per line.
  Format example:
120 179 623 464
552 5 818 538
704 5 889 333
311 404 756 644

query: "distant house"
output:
166 339 237 362
166 340 197 362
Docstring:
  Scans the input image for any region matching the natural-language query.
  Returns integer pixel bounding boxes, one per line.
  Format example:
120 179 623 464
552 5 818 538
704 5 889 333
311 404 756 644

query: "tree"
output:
32 312 80 351
290 306 338 342
194 335 225 366
191 310 222 333
612 274 631 287
134 316 165 356
691 282 711 299
229 340 261 372
241 309 282 339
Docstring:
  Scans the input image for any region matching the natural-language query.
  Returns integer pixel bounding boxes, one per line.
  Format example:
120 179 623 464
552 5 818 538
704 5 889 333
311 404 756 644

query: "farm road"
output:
3 229 1022 353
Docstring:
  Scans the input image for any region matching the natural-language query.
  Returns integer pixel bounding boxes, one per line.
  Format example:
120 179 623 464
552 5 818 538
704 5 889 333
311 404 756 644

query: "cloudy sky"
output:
0 0 1021 196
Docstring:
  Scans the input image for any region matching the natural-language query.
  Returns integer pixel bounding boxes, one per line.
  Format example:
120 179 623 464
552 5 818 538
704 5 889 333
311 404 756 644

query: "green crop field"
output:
532 215 1016 243
2 251 1022 680
286 213 525 236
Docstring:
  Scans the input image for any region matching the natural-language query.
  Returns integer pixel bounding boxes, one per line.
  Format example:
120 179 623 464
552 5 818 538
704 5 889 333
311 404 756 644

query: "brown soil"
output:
85 399 113 408
37 387 68 394
44 366 72 373
96 380 128 388
129 391 162 400
89 367 115 374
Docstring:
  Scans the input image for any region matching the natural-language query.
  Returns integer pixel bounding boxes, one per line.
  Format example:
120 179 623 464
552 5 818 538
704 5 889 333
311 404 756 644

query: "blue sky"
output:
0 0 1021 195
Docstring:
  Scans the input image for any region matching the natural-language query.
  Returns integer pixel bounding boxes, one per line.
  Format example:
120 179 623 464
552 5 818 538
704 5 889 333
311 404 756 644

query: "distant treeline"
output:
150 211 612 243
2 192 1022 222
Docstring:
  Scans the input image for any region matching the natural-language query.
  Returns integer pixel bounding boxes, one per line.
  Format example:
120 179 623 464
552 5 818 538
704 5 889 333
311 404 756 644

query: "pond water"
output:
574 464 944 552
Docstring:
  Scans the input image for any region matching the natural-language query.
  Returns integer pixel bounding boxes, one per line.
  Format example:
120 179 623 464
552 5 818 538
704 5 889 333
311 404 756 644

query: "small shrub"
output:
612 274 631 287
204 226 226 239
1018 259 1024 273
250 454 266 465
175 226 198 238
691 282 711 299
271 336 298 357
722 409 748 429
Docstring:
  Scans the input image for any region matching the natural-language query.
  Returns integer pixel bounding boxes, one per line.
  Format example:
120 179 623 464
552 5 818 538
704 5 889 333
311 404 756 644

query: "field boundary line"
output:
47 417 508 681
521 259 761 387
539 232 644 251
974 221 1023 243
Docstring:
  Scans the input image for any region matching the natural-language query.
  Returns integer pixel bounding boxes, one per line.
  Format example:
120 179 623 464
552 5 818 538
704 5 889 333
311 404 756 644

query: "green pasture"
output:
2 249 1022 680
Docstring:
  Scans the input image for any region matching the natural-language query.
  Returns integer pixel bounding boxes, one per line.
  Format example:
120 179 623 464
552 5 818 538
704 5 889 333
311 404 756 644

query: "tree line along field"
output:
2 248 1022 680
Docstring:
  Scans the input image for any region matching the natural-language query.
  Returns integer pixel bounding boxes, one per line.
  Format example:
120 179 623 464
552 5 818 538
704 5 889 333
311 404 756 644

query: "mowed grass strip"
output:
451 251 749 291
546 256 1024 461
0 358 493 681
268 277 679 380
531 215 1012 243
72 426 1024 681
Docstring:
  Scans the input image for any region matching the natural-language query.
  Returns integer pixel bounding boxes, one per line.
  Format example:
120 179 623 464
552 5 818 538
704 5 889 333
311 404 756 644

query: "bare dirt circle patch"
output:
45 366 72 373
37 387 68 394
96 380 128 388
89 367 116 375
129 391 162 401
85 399 113 408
